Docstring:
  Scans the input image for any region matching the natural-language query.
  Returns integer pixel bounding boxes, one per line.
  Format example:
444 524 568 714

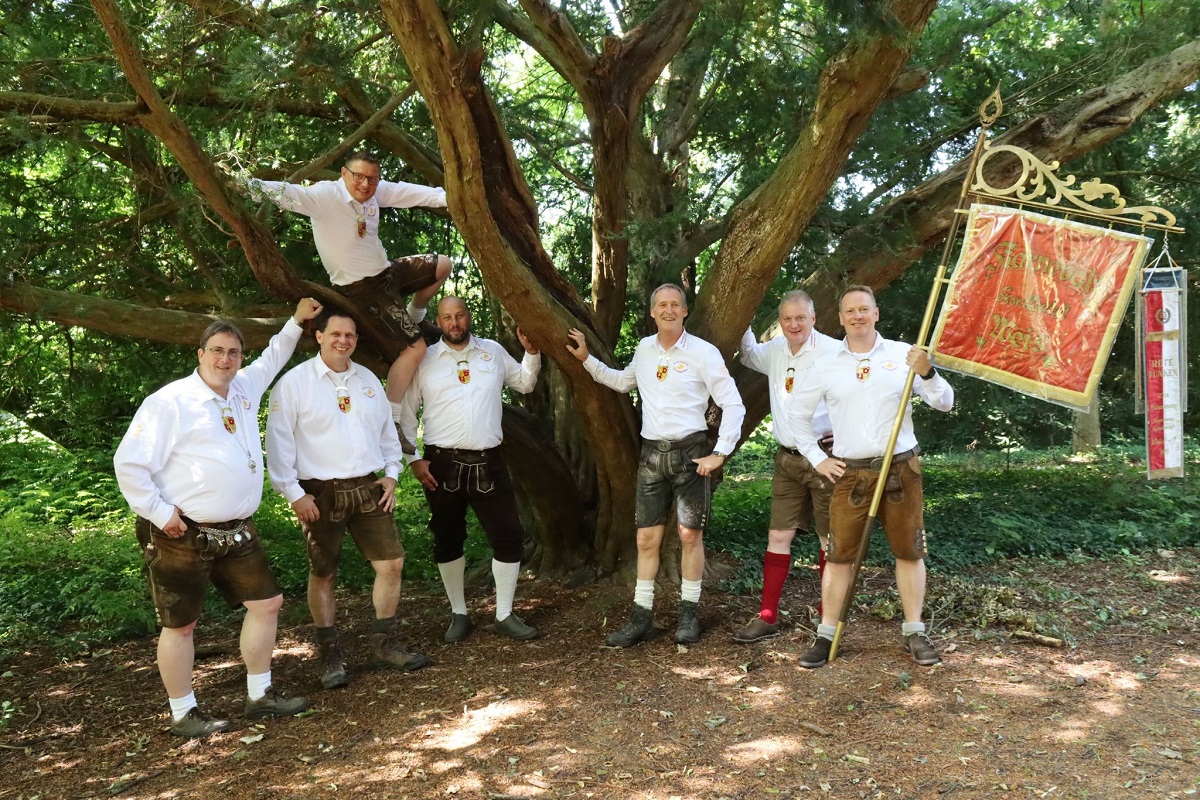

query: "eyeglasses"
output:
345 168 381 186
205 346 243 360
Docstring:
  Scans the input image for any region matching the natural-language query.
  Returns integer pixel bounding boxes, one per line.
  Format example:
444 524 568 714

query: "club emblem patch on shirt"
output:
362 387 376 398
478 352 493 362
673 362 687 373
881 360 899 371
367 205 376 216
238 395 251 410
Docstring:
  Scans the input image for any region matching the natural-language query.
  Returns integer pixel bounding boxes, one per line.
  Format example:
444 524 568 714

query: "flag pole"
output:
828 89 1002 662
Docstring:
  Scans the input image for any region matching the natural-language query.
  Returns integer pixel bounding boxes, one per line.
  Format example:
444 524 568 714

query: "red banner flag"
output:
930 205 1151 410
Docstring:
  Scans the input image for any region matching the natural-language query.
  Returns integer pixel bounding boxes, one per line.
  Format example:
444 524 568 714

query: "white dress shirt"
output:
114 319 303 529
789 334 954 468
250 178 447 286
739 327 839 448
400 336 541 461
583 331 746 455
266 356 402 504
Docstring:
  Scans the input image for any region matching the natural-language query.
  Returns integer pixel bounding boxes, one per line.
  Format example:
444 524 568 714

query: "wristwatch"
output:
920 367 936 380
712 450 728 460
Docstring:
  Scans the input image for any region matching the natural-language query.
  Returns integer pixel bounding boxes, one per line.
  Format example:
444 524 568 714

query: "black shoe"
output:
169 707 230 738
675 600 701 644
605 605 655 647
492 614 541 640
369 631 431 672
244 687 311 720
445 613 474 643
316 640 349 689
800 637 833 669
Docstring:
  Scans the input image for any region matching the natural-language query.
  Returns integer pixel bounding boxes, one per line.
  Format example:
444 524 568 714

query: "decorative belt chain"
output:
196 520 252 546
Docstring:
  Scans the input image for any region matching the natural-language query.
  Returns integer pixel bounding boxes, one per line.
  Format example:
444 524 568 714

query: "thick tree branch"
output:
691 0 939 356
818 37 1200 319
0 90 146 123
0 281 287 347
91 0 303 302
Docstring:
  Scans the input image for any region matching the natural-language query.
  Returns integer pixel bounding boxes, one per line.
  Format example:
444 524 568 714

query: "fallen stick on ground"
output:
1011 630 1064 647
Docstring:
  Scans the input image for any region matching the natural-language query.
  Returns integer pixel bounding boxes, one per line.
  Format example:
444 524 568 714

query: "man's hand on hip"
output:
375 476 398 513
411 460 438 491
291 494 320 523
815 457 846 482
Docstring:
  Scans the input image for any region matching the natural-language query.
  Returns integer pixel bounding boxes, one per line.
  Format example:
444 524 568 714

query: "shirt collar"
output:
311 354 358 382
653 330 689 354
839 332 883 358
333 178 376 211
433 336 479 360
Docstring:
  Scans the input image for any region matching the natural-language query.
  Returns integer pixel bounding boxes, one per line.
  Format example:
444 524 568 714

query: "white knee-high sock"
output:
438 557 468 615
493 559 520 620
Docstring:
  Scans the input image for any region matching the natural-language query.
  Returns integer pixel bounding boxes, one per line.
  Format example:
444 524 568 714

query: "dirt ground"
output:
2 549 1197 800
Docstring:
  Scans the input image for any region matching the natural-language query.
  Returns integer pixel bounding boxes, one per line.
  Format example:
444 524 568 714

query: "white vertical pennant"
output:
1138 263 1187 480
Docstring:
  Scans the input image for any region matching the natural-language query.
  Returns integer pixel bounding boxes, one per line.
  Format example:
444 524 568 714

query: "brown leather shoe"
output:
799 636 832 669
169 707 230 738
370 631 431 671
905 632 942 666
733 615 780 643
317 640 349 689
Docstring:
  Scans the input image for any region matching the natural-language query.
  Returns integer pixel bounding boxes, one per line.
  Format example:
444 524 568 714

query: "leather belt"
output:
838 445 921 471
426 444 495 459
644 430 708 452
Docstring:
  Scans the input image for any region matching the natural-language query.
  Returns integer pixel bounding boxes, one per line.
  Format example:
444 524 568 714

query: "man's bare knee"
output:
678 526 704 547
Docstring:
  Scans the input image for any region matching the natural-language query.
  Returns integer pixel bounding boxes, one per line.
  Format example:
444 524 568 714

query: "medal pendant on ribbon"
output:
221 407 237 434
356 216 366 238
457 361 470 385
337 388 351 413
248 458 257 474
656 365 668 382
785 376 794 393
856 363 871 382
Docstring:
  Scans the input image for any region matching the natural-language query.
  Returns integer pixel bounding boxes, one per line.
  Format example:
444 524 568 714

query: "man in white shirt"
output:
567 284 746 646
267 308 429 690
400 297 543 643
114 298 321 738
733 290 840 643
247 151 451 428
789 285 954 668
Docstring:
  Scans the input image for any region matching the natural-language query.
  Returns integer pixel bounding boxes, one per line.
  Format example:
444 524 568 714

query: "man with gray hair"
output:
115 298 322 737
733 290 840 643
567 284 745 646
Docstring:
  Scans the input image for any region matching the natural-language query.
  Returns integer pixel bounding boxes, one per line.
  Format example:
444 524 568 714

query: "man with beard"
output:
733 290 840 643
790 285 954 668
399 297 543 642
567 284 745 646
267 308 429 690
115 299 321 737
246 151 451 431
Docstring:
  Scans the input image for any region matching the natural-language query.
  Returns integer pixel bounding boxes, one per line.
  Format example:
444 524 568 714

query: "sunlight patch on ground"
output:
723 735 805 765
412 699 543 751
1146 569 1190 584
1050 660 1120 682
668 664 748 688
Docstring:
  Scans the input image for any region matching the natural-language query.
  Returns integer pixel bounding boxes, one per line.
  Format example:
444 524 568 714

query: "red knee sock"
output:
817 548 827 617
758 551 792 624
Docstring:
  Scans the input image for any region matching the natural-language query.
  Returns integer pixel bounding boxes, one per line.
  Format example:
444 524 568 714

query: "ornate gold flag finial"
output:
979 86 1002 128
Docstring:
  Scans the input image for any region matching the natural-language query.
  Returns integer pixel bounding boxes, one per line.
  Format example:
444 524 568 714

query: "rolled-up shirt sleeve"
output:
582 354 638 393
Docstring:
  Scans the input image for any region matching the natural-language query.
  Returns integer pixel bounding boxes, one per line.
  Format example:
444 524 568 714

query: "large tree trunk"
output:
380 0 642 573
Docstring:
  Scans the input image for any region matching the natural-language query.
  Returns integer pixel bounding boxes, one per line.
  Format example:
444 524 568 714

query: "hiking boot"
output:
418 319 443 346
370 631 431 671
605 604 655 648
492 614 540 641
733 615 780 643
394 422 417 456
445 613 474 643
799 636 833 669
316 640 349 689
675 600 701 644
244 687 311 720
905 632 942 666
169 707 230 738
